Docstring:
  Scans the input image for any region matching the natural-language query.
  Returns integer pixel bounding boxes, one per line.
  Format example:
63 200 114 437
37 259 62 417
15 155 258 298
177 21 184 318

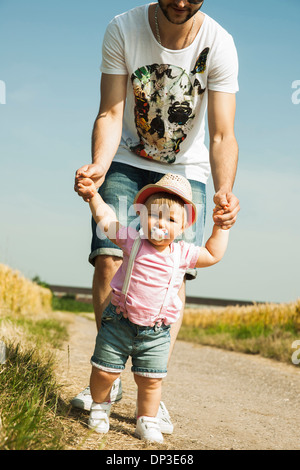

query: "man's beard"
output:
157 1 203 25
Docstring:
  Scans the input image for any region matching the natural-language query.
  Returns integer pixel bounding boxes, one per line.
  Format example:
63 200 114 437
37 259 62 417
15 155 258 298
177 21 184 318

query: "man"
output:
73 0 240 434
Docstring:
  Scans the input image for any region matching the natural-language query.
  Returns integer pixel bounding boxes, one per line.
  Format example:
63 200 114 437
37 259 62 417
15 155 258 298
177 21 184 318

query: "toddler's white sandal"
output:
88 401 111 434
134 416 164 444
135 400 174 434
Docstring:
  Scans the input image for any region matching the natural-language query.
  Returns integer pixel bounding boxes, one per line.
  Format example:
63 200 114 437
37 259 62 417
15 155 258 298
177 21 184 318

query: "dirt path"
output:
56 313 300 450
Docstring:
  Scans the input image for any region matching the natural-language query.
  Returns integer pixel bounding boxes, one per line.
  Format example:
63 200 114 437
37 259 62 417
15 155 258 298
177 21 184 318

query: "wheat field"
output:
181 299 300 364
0 263 52 316
183 300 300 330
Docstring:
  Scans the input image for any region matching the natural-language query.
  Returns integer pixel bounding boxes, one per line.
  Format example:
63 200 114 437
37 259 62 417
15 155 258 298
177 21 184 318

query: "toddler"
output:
77 172 229 443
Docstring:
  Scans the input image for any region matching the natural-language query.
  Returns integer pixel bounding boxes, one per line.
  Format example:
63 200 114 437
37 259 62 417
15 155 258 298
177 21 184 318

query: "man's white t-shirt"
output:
100 4 239 184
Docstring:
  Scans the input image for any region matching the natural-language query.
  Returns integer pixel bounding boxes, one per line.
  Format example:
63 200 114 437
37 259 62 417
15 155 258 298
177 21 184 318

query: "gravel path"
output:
56 314 300 450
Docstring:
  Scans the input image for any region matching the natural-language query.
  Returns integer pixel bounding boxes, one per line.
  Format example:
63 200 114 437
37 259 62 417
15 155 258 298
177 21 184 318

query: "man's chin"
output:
158 1 197 25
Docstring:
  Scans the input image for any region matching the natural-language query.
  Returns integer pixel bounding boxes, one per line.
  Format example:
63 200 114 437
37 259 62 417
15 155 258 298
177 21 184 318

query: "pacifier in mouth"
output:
151 227 169 241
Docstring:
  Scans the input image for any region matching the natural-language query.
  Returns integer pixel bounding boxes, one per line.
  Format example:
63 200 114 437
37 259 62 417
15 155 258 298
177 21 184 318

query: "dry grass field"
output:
0 264 52 316
180 300 300 364
183 301 300 330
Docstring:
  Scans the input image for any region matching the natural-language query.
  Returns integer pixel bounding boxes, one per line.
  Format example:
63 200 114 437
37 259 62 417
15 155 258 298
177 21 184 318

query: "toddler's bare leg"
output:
90 367 120 403
134 375 162 417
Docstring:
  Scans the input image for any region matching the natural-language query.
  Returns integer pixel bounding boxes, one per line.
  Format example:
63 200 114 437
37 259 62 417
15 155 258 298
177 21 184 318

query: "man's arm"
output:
74 73 128 201
207 90 240 229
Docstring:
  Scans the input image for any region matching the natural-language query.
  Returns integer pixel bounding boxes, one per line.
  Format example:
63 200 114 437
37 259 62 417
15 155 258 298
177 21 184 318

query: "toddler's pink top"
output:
110 226 201 327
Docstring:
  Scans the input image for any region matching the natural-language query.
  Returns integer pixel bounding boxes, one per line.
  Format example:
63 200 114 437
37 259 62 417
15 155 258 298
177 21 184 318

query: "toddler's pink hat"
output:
133 173 197 227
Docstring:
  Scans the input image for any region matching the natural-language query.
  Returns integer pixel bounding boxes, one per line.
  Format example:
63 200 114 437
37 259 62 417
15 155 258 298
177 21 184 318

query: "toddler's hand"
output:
76 174 97 202
213 192 239 229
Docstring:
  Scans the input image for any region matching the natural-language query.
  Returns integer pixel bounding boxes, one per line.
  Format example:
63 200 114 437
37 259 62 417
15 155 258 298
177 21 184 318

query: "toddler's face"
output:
142 202 185 249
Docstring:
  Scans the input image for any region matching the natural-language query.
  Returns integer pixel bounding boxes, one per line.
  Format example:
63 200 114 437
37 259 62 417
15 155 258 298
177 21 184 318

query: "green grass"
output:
52 295 94 313
0 293 95 450
0 344 70 450
178 324 300 364
0 310 73 450
1 316 68 349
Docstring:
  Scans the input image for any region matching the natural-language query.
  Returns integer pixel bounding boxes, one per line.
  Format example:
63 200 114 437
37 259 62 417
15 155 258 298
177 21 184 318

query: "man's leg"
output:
168 280 185 362
93 255 122 331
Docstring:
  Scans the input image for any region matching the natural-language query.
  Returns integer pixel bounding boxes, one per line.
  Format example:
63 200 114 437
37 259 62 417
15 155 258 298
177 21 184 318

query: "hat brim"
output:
133 184 197 227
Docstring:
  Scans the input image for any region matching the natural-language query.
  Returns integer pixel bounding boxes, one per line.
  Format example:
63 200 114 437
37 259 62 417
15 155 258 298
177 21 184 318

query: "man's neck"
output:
148 3 204 50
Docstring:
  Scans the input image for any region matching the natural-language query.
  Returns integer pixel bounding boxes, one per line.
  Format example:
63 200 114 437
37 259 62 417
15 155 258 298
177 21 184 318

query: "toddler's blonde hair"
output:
144 192 187 227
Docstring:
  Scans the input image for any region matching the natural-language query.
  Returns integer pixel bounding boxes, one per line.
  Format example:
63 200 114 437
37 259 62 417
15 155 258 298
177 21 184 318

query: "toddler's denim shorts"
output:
88 162 206 280
91 303 171 378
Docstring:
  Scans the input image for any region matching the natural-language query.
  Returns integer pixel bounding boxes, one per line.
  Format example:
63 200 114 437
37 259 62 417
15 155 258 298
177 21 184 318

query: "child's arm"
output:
77 175 122 247
195 225 229 268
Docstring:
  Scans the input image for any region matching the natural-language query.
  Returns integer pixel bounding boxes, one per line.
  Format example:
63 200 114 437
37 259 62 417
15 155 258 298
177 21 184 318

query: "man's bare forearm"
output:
210 135 239 194
74 74 127 199
91 73 128 171
91 112 123 172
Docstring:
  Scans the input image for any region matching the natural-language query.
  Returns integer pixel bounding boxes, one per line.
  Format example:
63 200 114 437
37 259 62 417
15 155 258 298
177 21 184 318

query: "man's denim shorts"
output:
89 161 206 280
91 303 171 378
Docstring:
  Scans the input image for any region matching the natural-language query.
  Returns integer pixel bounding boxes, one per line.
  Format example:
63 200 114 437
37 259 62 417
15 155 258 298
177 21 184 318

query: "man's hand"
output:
213 191 240 229
74 163 106 202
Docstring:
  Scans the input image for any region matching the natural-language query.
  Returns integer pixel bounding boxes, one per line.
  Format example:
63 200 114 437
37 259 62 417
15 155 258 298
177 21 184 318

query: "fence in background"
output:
48 284 265 308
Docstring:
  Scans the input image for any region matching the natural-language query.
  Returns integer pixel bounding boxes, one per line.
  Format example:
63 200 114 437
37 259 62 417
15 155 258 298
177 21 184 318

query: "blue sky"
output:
0 0 299 303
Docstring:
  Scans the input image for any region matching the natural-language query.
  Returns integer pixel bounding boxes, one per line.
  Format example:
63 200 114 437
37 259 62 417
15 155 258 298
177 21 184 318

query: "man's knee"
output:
94 255 122 280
